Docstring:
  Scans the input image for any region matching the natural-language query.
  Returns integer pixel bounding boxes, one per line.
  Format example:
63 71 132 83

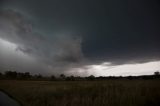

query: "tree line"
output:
0 70 160 81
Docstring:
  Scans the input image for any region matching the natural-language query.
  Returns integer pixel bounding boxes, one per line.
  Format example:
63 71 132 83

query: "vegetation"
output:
0 80 160 106
0 70 160 81
0 71 160 106
154 71 160 76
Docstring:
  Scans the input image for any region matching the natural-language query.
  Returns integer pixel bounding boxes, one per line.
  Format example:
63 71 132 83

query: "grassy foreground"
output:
0 80 160 106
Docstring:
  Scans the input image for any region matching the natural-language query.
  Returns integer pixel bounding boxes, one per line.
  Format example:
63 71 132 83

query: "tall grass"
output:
0 80 160 106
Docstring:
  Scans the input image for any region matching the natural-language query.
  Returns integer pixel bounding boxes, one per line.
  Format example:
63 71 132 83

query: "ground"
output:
0 80 160 106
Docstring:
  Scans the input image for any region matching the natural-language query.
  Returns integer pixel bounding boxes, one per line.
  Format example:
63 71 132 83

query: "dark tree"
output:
87 75 95 80
50 75 56 80
5 71 18 79
66 75 75 81
60 74 66 79
0 72 2 79
127 76 133 80
17 72 25 79
37 74 43 78
24 72 31 78
154 71 160 76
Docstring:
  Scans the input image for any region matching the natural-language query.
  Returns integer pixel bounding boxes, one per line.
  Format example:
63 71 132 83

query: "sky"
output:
0 0 160 76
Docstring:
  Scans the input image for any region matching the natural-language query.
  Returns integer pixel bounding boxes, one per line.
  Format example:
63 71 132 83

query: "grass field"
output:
0 80 160 106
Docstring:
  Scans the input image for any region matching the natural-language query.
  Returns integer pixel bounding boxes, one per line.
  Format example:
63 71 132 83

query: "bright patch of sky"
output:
68 61 160 76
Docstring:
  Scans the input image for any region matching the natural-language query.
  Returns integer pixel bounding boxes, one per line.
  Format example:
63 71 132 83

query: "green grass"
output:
0 80 160 106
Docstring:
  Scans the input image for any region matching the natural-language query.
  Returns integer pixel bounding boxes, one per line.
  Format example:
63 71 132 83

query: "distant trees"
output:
127 76 133 80
1 71 31 80
86 75 95 80
0 70 160 81
50 75 56 81
154 71 160 76
5 71 18 79
60 74 66 80
66 75 75 81
17 72 31 79
0 72 2 79
153 71 160 79
36 74 43 79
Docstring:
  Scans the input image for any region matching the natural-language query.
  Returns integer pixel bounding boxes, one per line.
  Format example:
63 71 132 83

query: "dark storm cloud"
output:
0 0 160 74
0 9 84 74
81 0 160 65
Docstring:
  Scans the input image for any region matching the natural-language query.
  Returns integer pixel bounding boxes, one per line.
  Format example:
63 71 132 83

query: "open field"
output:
0 80 160 106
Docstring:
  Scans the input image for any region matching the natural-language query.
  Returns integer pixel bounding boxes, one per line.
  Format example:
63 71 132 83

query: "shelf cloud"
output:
0 0 160 76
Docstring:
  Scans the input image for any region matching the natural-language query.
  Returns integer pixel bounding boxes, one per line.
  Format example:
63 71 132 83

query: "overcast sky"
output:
0 0 160 76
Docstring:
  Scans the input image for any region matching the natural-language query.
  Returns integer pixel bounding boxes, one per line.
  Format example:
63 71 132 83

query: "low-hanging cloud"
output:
0 9 85 75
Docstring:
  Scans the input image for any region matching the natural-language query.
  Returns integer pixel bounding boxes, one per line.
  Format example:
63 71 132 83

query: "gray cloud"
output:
0 0 160 76
0 9 85 75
